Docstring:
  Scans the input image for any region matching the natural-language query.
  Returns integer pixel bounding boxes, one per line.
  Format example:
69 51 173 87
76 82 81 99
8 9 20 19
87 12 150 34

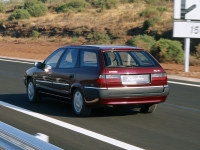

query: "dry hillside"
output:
0 1 175 44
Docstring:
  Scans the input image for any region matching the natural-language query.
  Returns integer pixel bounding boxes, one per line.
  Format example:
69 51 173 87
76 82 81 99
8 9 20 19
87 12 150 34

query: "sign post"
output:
184 36 190 72
173 0 200 72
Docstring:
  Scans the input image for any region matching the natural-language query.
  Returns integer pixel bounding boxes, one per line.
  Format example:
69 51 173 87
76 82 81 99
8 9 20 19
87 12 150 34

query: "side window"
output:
80 50 98 67
59 49 79 68
44 48 65 68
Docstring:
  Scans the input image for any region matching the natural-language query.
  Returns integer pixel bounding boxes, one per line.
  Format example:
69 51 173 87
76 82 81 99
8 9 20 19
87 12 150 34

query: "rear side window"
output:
80 50 98 67
103 51 159 67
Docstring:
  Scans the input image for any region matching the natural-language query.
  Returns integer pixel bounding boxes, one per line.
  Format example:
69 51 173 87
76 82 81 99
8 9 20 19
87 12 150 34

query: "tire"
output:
72 89 91 117
140 104 157 113
27 78 40 103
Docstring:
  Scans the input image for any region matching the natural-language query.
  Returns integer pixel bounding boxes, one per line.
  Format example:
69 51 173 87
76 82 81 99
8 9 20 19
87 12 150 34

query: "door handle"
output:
69 74 74 78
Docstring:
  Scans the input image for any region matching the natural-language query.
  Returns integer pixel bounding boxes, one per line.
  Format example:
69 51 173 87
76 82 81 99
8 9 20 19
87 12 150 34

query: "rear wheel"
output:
140 104 157 113
27 78 40 103
72 89 91 117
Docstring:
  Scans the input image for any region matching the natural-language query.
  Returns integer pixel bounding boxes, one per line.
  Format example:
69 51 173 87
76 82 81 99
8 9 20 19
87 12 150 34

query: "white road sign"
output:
174 0 200 20
173 21 200 38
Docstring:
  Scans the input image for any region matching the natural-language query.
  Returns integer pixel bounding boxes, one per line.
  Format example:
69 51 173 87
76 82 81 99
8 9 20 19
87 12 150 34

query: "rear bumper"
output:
84 85 170 105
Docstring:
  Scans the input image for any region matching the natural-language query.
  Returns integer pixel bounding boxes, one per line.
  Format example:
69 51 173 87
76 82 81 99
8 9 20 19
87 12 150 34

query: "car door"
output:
52 48 79 99
34 48 65 95
75 49 101 100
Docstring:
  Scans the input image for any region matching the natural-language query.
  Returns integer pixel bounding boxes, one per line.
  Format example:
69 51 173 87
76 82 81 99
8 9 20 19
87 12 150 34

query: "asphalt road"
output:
0 59 200 150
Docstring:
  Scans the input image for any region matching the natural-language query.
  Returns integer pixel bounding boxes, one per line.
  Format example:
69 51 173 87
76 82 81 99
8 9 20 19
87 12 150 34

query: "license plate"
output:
121 74 150 85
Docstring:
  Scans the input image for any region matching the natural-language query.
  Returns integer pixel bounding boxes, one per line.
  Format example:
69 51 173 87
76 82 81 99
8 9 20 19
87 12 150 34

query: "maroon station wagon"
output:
24 45 170 116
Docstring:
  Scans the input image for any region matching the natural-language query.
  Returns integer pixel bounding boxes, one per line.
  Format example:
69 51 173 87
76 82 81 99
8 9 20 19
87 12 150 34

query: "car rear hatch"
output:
101 49 167 96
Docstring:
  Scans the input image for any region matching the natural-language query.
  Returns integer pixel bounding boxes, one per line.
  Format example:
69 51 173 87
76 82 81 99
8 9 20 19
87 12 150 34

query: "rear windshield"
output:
103 51 159 67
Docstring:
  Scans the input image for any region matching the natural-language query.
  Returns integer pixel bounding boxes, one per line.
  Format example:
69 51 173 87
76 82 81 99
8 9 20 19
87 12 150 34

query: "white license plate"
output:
121 74 150 85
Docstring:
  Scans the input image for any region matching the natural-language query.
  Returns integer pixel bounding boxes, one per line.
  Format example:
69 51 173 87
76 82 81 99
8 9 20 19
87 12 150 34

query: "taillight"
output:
106 74 121 84
97 74 121 87
151 72 167 78
97 75 106 87
97 75 106 83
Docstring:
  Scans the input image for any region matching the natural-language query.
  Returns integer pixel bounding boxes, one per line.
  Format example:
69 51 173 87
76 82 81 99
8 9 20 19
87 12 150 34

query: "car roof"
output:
61 45 144 51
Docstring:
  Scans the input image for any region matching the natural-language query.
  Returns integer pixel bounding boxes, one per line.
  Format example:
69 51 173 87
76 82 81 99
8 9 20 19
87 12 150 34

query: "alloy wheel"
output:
28 82 34 101
73 91 83 113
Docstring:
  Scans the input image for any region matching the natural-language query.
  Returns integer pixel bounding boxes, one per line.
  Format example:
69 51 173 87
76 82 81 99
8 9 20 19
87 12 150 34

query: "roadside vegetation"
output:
0 2 6 13
0 0 199 65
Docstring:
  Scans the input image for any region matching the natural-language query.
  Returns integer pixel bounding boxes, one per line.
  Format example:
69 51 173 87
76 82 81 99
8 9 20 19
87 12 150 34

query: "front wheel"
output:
140 104 157 113
72 89 91 117
27 78 40 103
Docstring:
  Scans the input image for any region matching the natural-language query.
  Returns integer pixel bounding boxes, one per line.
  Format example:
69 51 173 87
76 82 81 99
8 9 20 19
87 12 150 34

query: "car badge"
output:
154 70 161 72
109 71 118 73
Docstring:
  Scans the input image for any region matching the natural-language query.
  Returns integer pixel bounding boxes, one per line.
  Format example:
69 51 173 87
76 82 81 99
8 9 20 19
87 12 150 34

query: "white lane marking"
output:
162 103 200 113
0 58 33 64
0 56 42 62
0 101 144 150
168 81 200 87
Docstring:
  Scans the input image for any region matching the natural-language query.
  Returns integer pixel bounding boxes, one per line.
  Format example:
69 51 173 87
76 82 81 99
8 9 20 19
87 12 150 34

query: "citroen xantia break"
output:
24 45 170 116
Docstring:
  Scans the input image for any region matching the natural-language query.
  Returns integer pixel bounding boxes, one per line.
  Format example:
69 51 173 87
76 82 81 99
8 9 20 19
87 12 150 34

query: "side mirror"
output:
34 62 44 69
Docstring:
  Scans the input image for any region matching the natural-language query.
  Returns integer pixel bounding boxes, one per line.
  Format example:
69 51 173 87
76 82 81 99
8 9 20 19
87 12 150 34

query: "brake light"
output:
97 74 121 87
97 74 106 86
98 74 106 79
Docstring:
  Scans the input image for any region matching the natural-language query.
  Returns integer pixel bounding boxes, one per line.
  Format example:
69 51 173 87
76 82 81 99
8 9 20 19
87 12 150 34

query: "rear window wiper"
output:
125 65 138 67
106 65 126 68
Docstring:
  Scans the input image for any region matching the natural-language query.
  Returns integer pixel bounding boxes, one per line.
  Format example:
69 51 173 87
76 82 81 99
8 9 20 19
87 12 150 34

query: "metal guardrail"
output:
0 122 63 150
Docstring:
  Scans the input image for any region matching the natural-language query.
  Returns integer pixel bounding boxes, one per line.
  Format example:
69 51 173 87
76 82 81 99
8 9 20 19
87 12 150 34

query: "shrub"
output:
139 7 158 18
38 0 48 3
24 0 38 9
14 5 24 10
120 0 135 4
0 19 6 27
143 16 160 29
0 3 6 13
92 0 119 10
145 0 159 5
189 55 200 66
105 0 119 9
194 43 200 59
88 32 111 44
157 6 168 13
9 9 31 20
72 35 79 42
127 34 156 52
28 3 48 17
119 0 129 3
150 39 184 63
56 0 88 13
31 30 40 38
